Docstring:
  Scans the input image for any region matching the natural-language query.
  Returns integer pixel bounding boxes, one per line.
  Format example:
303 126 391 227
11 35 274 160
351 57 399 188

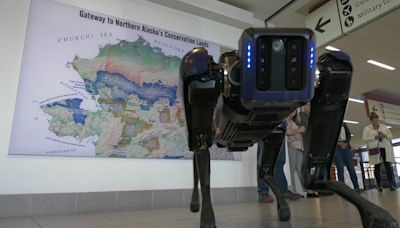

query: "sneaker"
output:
258 194 274 203
318 190 334 196
306 192 319 198
355 188 364 193
390 185 397 191
283 192 303 200
377 186 383 192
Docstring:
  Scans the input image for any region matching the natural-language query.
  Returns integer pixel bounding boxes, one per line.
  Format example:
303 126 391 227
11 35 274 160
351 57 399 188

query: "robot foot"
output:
314 181 399 228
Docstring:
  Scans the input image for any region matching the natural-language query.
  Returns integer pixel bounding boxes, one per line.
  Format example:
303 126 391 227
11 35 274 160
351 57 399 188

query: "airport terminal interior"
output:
1 0 400 227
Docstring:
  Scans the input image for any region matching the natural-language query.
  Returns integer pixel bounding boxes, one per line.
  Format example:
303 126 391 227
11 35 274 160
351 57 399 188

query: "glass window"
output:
394 145 400 175
392 139 400 175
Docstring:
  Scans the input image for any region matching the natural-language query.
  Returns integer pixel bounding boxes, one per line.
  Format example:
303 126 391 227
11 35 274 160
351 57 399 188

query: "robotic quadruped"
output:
179 28 399 228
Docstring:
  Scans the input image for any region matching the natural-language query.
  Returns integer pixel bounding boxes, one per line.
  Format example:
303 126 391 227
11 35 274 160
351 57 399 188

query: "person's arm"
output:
342 124 351 149
286 120 304 136
362 126 376 143
300 112 308 129
382 125 393 140
344 124 351 144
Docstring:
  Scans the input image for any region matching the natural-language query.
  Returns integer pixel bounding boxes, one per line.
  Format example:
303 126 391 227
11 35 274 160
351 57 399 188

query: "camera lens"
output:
272 39 284 52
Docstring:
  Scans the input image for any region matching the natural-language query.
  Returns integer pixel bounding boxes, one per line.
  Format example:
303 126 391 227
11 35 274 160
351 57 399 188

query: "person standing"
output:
286 110 306 196
257 143 273 203
335 122 362 192
274 120 303 200
257 121 303 202
296 103 319 197
362 112 397 192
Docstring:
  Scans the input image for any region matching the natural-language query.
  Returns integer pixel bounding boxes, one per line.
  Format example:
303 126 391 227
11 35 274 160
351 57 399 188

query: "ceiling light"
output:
348 98 364 104
351 134 354 137
367 60 395 71
343 120 359 124
325 46 340 51
387 126 392 129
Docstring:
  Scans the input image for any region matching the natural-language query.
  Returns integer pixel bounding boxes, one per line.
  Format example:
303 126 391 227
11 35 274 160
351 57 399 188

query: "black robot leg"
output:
304 100 399 227
190 153 200 212
315 181 399 228
302 51 399 228
195 149 216 228
259 127 290 221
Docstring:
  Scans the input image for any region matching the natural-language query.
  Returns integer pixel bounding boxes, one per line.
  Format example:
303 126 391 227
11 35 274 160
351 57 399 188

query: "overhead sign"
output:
305 0 400 47
366 99 400 125
305 0 342 47
338 0 400 33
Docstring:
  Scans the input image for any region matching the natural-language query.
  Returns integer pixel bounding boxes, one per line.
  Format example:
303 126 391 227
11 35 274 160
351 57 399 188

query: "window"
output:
390 138 400 175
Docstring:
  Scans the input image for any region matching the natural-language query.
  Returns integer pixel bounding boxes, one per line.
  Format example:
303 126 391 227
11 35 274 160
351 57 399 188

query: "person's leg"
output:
257 178 270 195
374 163 382 191
274 144 303 200
383 161 396 190
257 146 273 203
295 149 305 193
379 148 396 190
334 147 345 182
274 143 288 193
288 147 297 193
343 147 360 189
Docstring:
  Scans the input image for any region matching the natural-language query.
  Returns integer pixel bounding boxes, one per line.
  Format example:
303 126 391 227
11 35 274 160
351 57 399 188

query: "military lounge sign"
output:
338 0 400 33
306 0 400 47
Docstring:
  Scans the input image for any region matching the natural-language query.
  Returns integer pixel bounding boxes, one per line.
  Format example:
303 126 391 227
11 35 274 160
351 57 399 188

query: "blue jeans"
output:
334 146 359 188
274 142 288 193
257 147 270 195
257 141 289 194
258 178 270 195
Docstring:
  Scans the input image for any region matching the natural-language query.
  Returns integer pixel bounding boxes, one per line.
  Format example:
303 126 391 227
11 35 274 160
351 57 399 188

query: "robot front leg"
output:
302 51 399 228
259 124 291 222
195 148 216 228
190 154 200 212
180 47 220 227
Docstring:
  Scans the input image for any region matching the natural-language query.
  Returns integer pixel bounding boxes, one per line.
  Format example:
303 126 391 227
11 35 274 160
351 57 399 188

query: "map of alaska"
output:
42 37 189 158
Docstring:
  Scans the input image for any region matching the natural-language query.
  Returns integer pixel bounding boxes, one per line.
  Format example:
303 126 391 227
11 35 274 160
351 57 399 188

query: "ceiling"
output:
217 0 292 21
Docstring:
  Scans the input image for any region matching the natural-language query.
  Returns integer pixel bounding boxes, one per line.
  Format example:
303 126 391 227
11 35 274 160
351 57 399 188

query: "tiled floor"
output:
0 190 399 228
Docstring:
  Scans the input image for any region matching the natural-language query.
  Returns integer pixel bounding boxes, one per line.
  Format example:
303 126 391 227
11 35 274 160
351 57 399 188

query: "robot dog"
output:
179 28 399 228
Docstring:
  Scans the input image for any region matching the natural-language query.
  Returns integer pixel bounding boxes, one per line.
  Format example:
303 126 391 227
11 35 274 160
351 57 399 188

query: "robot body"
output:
179 27 399 228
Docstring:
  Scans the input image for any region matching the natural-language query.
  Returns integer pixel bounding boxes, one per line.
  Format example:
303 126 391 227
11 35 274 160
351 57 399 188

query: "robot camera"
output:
238 28 316 109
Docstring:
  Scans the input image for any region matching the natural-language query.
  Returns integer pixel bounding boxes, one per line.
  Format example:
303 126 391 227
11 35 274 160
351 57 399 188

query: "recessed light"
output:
325 46 340 51
367 60 395 71
343 120 359 124
348 98 364 104
351 134 354 137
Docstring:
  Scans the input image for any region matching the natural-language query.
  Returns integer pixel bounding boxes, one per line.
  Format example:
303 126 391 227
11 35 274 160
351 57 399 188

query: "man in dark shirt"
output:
335 122 362 192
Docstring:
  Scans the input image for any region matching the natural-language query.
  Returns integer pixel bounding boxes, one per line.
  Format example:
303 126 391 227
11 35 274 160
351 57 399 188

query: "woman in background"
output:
362 112 397 191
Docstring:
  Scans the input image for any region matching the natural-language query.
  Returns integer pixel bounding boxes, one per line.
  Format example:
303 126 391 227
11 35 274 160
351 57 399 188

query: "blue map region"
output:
94 71 177 111
45 98 87 124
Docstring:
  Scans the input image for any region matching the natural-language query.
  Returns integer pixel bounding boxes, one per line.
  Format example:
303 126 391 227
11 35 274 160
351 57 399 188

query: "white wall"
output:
0 0 259 194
